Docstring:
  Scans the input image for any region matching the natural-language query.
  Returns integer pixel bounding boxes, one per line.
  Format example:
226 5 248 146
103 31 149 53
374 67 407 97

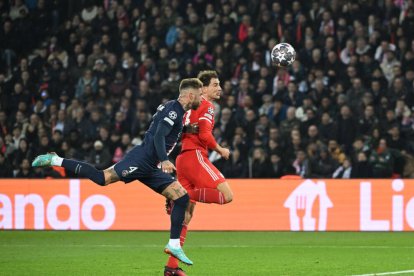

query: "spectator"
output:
310 147 339 178
352 152 374 178
15 158 36 178
292 149 310 178
369 138 394 178
75 69 98 99
0 152 13 177
280 106 300 139
333 158 352 179
251 147 273 178
328 139 346 164
337 105 357 153
319 112 337 143
214 148 248 178
0 0 413 179
12 138 32 168
358 104 379 137
269 153 284 178
89 140 112 170
216 107 235 142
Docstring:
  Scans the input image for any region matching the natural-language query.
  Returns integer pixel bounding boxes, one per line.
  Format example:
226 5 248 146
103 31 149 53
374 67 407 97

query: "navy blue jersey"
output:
145 100 185 160
113 99 185 193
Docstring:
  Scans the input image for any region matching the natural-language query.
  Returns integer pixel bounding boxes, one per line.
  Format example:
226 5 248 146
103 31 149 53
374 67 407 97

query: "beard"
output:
191 101 201 110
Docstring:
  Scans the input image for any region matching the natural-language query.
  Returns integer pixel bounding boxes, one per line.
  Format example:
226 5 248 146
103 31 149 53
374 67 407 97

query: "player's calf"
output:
165 198 174 215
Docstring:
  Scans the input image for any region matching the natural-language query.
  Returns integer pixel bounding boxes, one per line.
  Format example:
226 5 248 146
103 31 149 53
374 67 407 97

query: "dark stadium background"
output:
0 0 414 179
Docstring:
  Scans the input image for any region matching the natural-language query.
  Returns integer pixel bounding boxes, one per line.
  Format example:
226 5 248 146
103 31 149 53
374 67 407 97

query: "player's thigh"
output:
113 145 145 183
176 151 197 190
192 149 226 189
137 167 179 194
161 181 188 200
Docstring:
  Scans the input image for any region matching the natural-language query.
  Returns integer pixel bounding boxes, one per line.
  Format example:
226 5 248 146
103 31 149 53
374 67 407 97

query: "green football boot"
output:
164 244 193 266
31 153 57 167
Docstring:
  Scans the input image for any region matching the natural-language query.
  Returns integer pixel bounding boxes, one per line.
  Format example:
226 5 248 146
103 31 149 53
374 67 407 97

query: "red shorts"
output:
176 149 226 191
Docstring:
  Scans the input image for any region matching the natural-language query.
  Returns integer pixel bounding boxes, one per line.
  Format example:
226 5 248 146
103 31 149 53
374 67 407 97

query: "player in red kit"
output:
164 71 233 276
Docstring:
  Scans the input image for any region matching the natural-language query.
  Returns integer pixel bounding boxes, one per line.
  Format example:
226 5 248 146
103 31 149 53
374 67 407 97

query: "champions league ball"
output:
271 43 296 67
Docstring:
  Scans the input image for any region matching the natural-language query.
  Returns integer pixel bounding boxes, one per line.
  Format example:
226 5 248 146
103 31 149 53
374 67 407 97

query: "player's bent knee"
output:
224 192 233 203
217 182 234 203
102 168 119 186
163 181 188 200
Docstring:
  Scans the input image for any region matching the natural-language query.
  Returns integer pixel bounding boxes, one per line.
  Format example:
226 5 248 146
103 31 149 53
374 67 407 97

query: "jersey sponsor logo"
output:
204 113 213 120
168 111 177 120
207 107 214 115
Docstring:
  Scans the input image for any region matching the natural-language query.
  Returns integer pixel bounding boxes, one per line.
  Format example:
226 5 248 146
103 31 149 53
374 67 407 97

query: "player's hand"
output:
161 160 176 174
219 147 230 160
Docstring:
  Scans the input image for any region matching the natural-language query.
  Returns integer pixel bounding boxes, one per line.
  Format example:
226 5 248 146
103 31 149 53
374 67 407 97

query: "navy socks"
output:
170 194 189 239
62 159 106 186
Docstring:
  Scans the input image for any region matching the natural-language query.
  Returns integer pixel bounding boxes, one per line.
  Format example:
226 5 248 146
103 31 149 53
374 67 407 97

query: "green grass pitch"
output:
1 231 414 275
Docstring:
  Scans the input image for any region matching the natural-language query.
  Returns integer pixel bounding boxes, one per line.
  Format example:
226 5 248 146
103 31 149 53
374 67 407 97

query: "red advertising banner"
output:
1 179 414 231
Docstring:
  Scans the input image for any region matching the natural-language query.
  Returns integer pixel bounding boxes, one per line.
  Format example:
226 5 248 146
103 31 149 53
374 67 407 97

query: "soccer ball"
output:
271 43 296 67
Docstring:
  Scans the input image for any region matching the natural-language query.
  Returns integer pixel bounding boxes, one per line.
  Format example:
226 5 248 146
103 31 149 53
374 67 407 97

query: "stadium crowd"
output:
1 0 414 179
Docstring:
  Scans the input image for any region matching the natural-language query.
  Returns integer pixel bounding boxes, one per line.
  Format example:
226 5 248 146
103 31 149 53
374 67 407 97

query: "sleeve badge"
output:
168 111 178 120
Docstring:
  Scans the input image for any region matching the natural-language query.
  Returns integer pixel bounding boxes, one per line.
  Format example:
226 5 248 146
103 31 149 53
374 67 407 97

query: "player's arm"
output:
154 117 176 173
198 109 230 160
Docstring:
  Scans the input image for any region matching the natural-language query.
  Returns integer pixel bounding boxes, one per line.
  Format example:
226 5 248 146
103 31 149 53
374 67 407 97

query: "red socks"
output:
166 224 188 268
180 224 188 246
187 188 227 204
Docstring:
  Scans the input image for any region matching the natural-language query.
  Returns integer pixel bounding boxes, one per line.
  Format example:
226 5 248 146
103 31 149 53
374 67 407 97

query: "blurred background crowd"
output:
1 0 414 179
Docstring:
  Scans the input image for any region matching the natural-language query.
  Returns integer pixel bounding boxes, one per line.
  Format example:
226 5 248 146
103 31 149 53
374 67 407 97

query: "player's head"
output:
179 78 202 110
197 70 221 101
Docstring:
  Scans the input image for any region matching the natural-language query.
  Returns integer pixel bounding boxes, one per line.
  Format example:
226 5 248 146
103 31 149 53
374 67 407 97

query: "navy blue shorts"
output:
114 145 176 194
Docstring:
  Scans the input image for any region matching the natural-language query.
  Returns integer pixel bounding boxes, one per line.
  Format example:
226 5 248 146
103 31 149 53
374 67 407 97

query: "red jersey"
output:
181 97 217 154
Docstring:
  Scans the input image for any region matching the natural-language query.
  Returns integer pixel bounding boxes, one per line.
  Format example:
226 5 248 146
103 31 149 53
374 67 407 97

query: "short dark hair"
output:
197 70 218 86
179 78 203 92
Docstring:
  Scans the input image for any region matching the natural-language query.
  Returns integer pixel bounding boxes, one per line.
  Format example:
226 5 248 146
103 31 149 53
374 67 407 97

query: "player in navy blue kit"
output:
32 78 203 266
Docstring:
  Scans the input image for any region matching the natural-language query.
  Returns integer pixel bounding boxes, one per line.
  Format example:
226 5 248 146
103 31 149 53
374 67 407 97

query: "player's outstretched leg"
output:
32 152 111 186
162 182 193 266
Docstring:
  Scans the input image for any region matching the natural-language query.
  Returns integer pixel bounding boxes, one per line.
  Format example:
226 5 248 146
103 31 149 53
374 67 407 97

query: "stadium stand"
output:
1 0 414 179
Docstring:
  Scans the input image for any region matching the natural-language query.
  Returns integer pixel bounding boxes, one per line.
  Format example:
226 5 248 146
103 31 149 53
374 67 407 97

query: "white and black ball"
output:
271 43 296 67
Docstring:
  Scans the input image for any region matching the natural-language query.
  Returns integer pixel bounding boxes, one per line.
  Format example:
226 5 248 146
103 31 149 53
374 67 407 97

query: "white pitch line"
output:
350 269 414 276
1 244 414 249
